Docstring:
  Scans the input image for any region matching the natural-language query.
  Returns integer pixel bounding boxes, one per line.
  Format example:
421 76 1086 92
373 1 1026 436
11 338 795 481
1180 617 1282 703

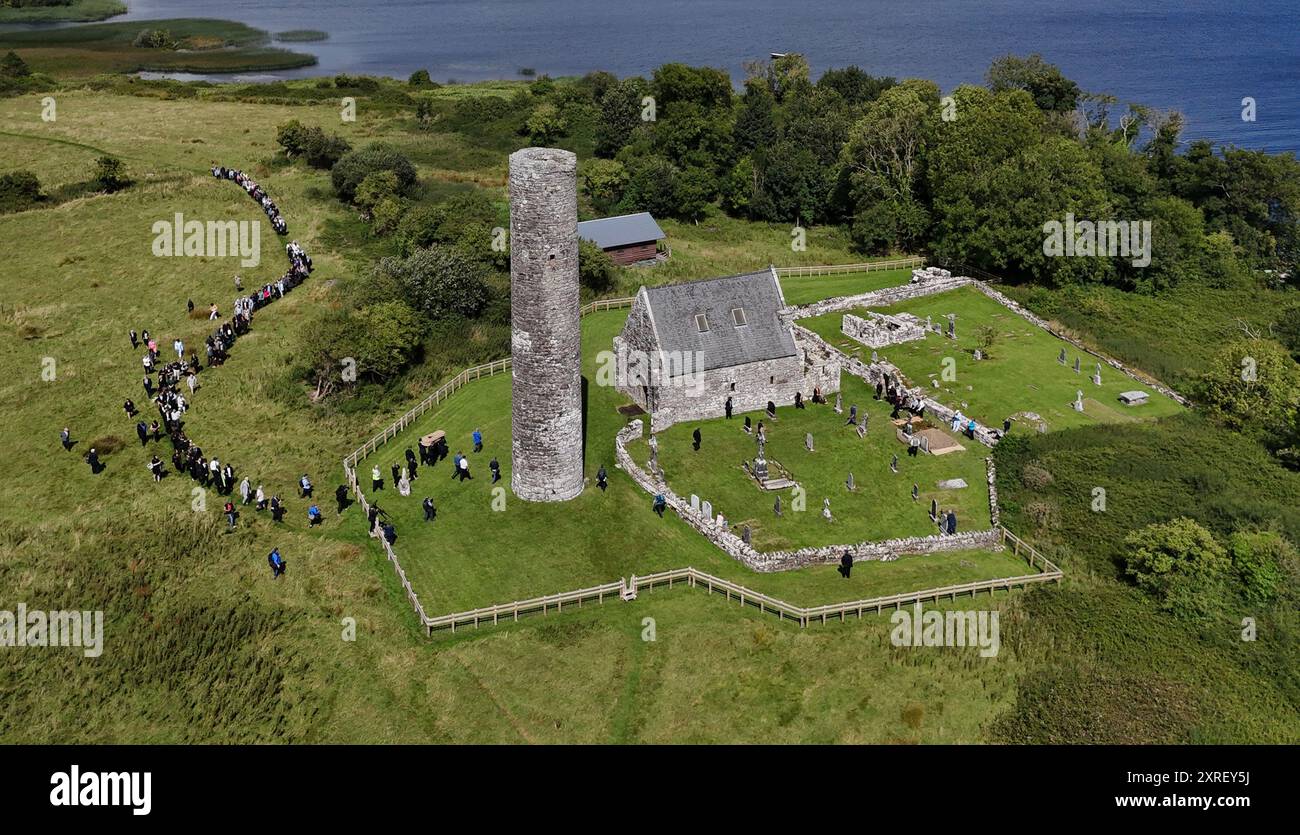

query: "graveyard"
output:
776 267 917 307
799 284 1186 433
351 308 1026 615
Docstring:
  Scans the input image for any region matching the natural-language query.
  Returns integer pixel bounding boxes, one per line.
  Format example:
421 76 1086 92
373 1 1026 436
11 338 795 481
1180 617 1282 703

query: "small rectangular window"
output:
695 313 709 333
731 307 747 327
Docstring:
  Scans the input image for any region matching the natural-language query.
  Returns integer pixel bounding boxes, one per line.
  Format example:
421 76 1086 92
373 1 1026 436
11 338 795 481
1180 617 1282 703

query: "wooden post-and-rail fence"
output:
774 257 925 278
338 282 1063 637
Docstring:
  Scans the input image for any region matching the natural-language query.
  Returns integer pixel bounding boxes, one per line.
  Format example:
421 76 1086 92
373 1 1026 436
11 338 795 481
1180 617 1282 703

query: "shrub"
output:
578 239 617 294
1020 462 1054 490
132 29 175 50
368 247 489 322
0 170 42 213
92 156 130 193
408 69 431 86
0 51 31 79
1227 530 1292 604
330 143 416 203
1124 517 1230 620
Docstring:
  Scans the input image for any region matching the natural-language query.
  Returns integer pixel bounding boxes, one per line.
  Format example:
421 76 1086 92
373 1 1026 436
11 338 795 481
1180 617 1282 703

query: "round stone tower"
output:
509 147 584 502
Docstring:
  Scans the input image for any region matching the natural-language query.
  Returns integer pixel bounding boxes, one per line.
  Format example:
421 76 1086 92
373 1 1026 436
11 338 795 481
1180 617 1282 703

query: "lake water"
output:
40 0 1300 151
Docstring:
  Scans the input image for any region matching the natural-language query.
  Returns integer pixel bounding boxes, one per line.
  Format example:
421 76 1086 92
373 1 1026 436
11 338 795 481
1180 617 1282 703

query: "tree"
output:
331 143 417 203
975 324 998 358
355 170 400 216
732 81 779 157
408 69 432 86
524 101 566 144
1124 518 1230 619
301 128 351 169
578 239 617 293
0 50 31 79
369 247 490 322
276 120 311 157
986 53 1081 113
618 154 680 219
816 66 895 106
92 156 130 193
302 301 426 397
580 158 628 214
595 77 648 157
651 63 733 113
393 191 501 257
1197 338 1300 440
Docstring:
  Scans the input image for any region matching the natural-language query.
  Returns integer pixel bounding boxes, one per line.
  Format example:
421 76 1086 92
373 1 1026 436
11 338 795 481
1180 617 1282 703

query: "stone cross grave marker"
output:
947 314 956 339
1092 363 1102 386
1073 389 1084 412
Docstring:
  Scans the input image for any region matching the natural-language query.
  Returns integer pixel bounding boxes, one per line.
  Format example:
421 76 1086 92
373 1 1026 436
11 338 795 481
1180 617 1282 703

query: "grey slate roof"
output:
641 269 795 376
577 212 665 249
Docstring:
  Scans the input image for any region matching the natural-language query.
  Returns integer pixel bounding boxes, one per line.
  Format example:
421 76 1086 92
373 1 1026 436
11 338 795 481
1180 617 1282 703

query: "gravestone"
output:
912 483 919 501
973 349 982 361
716 513 725 528
1072 389 1084 412
846 471 855 491
890 454 899 473
1073 356 1081 374
947 315 956 339
754 457 769 480
919 435 930 453
701 499 713 521
805 432 814 452
742 525 751 545
932 378 940 388
773 495 782 517
929 498 938 522
834 391 843 414
690 494 700 513
1092 363 1102 386
926 315 932 331
822 498 832 521
871 350 879 363
856 423 867 439
1058 348 1067 365
937 478 968 490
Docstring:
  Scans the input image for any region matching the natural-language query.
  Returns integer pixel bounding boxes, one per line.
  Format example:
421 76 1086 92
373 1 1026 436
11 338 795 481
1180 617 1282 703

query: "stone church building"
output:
613 268 840 430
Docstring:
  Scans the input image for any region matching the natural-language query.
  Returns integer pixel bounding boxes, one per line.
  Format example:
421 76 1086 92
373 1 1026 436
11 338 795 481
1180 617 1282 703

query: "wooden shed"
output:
577 212 665 266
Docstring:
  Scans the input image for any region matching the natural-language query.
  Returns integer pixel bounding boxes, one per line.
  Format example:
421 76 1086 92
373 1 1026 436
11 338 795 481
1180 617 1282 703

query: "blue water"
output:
43 0 1300 151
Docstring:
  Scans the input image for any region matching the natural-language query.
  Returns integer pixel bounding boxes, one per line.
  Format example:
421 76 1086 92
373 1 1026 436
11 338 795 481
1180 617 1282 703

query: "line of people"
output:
212 164 288 235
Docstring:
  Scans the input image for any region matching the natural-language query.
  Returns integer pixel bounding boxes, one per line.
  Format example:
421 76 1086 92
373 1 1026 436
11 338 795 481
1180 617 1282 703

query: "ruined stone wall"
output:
509 147 584 502
785 276 972 320
614 420 1000 573
841 311 926 349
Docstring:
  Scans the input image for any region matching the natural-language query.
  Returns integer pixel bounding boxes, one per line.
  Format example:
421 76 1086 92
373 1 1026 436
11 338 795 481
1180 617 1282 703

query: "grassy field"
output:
632 373 991 551
0 18 316 75
0 84 1292 744
777 268 914 307
0 0 124 23
800 286 1185 431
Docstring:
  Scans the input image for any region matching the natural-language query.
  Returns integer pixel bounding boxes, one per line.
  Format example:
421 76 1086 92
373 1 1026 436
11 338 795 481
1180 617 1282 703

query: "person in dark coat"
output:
335 484 349 513
271 496 285 523
60 427 73 451
489 457 500 484
692 427 702 451
405 448 418 479
724 396 733 419
596 465 607 492
391 462 401 488
838 550 854 579
124 399 138 418
422 497 435 522
794 391 804 409
129 329 139 349
85 448 101 474
652 493 667 518
381 523 397 545
136 421 149 446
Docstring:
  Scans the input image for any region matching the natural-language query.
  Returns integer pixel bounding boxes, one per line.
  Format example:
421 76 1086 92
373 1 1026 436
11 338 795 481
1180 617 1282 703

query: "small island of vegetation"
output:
0 0 126 24
274 30 329 43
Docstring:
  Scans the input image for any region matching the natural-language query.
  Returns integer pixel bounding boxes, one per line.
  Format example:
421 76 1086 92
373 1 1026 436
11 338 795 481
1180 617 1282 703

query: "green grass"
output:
800 285 1185 431
1 86 1291 744
273 30 329 43
778 268 915 307
353 309 1021 614
0 0 124 23
0 18 317 75
634 373 991 551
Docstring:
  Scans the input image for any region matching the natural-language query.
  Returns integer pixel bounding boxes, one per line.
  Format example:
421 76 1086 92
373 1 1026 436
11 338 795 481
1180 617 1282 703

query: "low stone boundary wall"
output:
614 420 1000 573
786 276 971 320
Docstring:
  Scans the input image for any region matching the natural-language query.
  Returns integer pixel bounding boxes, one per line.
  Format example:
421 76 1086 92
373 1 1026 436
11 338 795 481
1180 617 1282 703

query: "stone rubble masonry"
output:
509 147 584 502
842 310 926 349
615 419 1000 572
614 291 842 433
784 276 972 321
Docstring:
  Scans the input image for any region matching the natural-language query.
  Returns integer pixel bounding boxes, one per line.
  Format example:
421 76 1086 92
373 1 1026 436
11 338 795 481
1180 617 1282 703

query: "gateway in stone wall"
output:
614 268 840 430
